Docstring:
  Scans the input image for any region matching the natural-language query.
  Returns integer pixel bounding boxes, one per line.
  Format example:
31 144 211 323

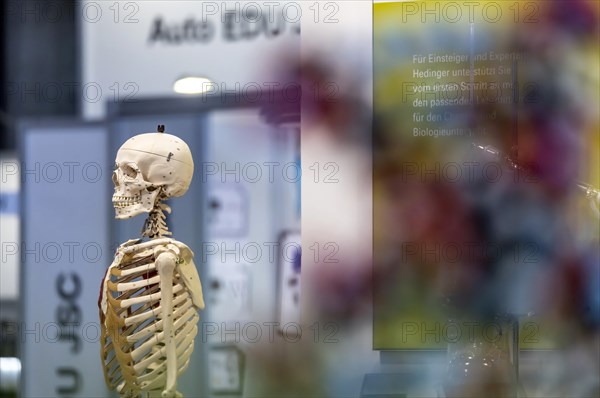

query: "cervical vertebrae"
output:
100 130 203 398
142 190 173 238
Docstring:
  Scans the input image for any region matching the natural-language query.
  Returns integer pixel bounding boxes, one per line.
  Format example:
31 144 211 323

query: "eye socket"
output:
121 164 138 178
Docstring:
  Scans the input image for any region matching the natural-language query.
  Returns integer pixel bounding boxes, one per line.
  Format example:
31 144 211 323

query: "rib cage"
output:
100 245 199 397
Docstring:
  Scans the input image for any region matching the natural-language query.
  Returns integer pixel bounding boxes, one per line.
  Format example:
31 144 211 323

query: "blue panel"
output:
0 193 19 215
21 125 110 398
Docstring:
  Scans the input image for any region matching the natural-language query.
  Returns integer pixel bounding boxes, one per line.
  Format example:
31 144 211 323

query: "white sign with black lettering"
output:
207 184 248 237
80 0 300 119
206 262 252 325
0 156 20 300
277 231 301 328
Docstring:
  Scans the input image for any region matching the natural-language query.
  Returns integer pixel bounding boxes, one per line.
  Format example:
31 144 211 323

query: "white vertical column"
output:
300 1 377 396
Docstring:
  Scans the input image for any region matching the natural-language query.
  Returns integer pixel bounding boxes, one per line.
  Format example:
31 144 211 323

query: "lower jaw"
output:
113 203 146 219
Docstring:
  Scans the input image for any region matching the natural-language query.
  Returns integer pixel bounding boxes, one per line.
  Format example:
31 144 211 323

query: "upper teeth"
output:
112 195 141 207
113 195 140 201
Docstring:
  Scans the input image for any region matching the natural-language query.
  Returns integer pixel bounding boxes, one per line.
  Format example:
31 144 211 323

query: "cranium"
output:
112 131 194 219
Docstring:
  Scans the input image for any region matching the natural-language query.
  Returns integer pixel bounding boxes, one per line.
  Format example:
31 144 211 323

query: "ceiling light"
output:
173 76 213 94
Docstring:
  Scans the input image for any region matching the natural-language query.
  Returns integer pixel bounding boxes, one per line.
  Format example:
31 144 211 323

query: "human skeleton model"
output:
99 127 204 398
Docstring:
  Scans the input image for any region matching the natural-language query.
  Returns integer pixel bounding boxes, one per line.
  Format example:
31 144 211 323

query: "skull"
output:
112 132 194 219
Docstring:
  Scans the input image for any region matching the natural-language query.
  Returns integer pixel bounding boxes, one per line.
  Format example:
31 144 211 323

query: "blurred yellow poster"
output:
373 1 600 351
